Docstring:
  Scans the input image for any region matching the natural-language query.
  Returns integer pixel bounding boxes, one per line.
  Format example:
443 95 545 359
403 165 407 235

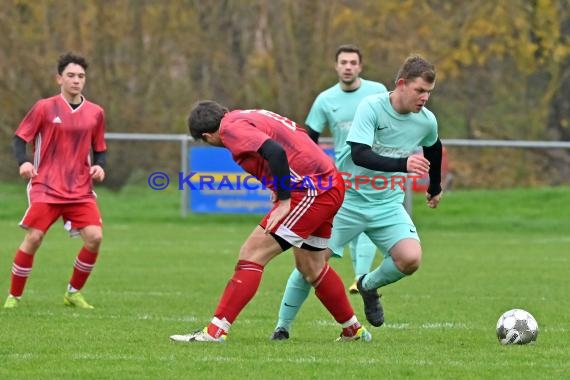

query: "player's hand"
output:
90 165 105 182
407 155 430 176
19 162 37 179
265 198 291 234
426 191 442 208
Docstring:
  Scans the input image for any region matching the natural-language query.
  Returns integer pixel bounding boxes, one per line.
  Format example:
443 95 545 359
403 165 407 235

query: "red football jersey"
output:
15 94 107 203
219 109 337 194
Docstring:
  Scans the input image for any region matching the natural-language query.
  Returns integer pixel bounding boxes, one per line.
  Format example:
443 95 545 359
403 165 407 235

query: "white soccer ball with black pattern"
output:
496 309 538 345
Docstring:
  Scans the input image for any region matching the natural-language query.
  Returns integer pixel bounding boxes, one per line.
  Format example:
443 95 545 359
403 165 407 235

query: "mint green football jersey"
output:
305 79 387 161
337 92 438 206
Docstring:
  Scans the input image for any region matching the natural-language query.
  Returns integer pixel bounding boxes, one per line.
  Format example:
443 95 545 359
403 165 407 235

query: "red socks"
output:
9 247 98 297
207 260 264 336
313 263 356 325
9 249 35 297
69 247 98 290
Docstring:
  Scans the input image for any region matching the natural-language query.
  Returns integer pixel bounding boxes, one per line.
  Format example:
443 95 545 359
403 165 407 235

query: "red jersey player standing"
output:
4 52 107 309
169 100 371 342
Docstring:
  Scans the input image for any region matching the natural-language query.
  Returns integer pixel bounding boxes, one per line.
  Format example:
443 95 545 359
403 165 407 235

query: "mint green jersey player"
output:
330 89 438 265
338 91 438 206
306 79 387 161
330 55 442 328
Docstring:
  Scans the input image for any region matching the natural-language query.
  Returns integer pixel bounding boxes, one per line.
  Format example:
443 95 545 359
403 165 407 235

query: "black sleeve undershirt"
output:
93 151 107 169
12 135 29 166
350 142 408 172
257 139 291 200
306 126 320 144
423 138 442 196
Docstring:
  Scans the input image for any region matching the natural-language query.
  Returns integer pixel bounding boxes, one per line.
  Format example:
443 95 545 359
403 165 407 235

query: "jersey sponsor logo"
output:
376 126 388 131
52 116 62 123
372 145 415 158
331 107 340 112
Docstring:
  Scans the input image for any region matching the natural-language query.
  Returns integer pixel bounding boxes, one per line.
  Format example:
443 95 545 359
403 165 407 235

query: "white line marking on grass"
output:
312 320 565 332
420 322 469 329
314 319 468 330
135 314 199 322
4 353 34 360
191 355 436 366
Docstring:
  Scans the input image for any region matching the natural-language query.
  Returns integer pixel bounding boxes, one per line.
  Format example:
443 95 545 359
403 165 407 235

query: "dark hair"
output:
57 52 88 75
187 100 229 140
395 55 436 83
335 44 362 63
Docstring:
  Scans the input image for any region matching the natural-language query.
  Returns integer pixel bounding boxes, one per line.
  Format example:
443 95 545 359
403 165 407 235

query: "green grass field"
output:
0 182 568 379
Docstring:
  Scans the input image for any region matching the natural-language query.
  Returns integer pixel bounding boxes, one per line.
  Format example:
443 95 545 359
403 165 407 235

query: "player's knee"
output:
84 231 103 250
24 229 44 250
391 239 422 275
295 260 327 284
404 258 421 274
293 261 311 283
400 254 421 275
293 247 328 283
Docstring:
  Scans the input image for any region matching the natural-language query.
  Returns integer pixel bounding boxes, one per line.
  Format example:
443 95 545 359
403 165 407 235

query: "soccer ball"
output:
496 309 538 345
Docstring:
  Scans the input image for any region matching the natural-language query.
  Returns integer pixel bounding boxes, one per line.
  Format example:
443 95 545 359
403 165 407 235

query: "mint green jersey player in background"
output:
338 55 443 327
271 45 387 340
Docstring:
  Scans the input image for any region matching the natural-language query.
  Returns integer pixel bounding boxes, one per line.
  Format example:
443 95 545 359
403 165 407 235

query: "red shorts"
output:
260 173 345 248
20 202 102 236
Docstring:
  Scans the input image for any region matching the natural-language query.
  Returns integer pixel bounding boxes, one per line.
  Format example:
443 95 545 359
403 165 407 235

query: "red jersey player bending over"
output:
4 52 107 310
169 100 371 343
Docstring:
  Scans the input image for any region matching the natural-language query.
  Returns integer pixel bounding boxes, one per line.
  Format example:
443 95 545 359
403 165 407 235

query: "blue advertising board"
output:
188 145 440 214
188 146 335 214
188 147 272 213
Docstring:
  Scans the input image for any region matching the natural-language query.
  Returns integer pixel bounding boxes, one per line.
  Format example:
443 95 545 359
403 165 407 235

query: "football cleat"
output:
170 328 226 343
336 326 372 342
63 291 94 309
3 295 20 309
357 275 384 327
270 327 290 341
348 281 359 294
